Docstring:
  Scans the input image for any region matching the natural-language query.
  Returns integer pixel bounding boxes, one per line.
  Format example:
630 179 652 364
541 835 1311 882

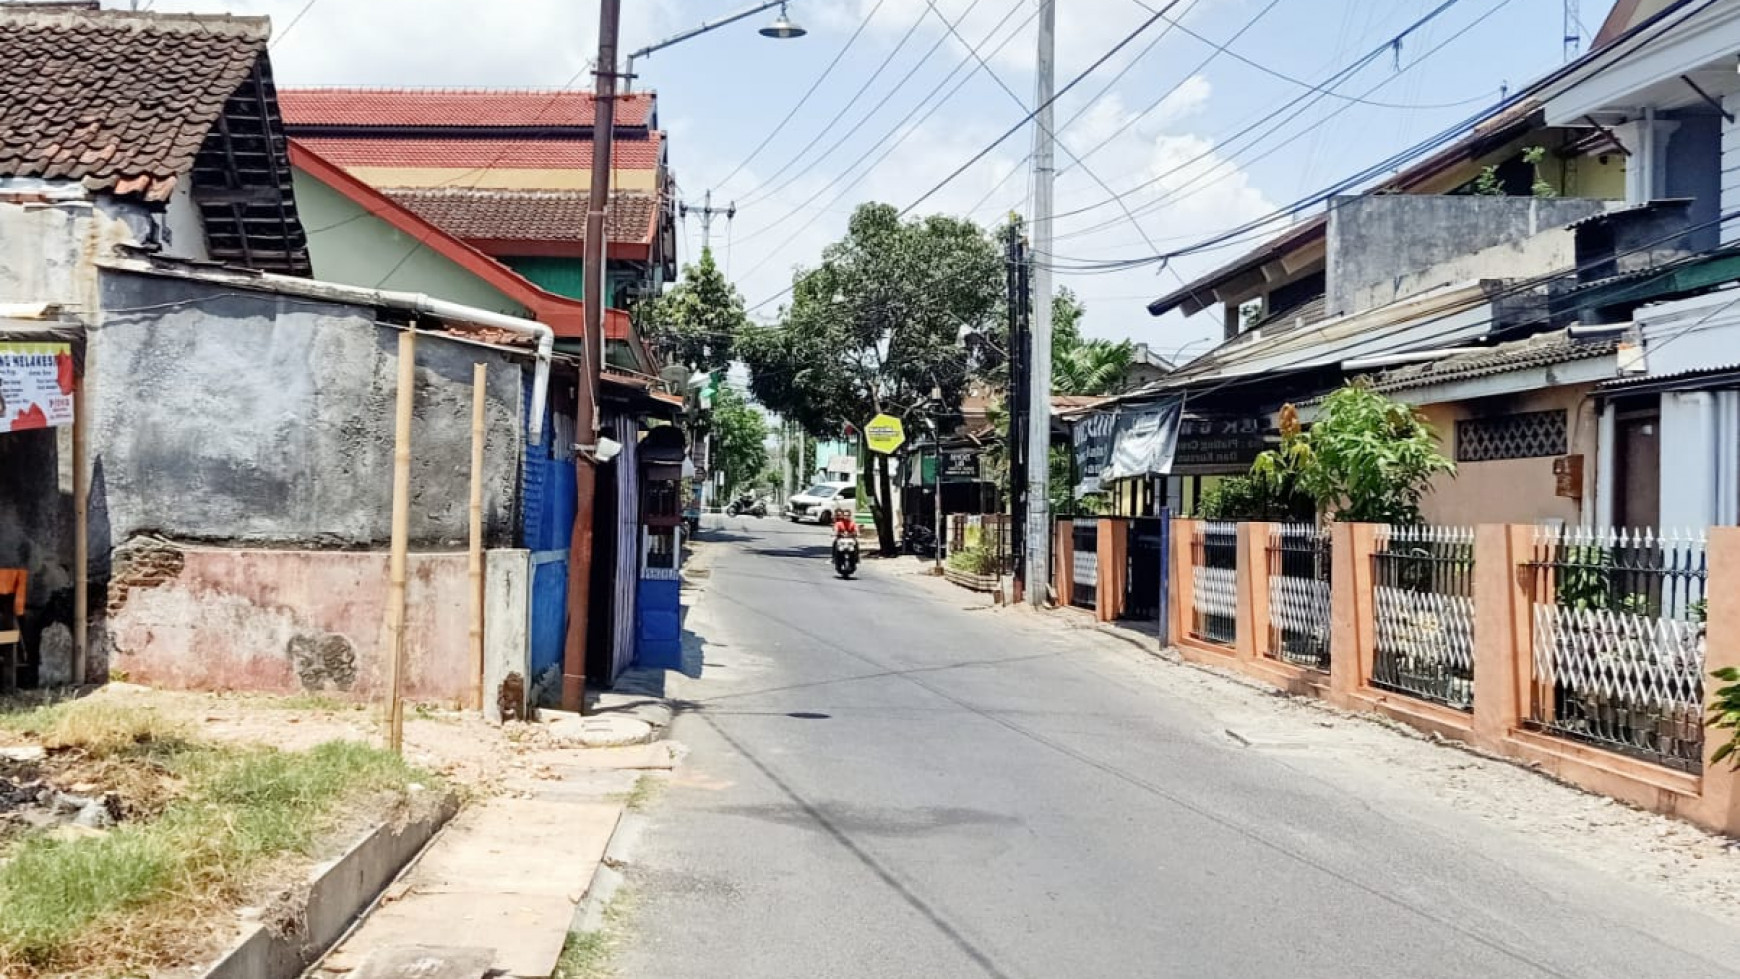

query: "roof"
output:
278 88 656 129
0 6 269 201
1357 329 1619 395
291 134 663 172
384 188 658 245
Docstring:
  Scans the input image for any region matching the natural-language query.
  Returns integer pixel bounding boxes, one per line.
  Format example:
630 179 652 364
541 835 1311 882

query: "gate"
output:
522 391 577 698
1123 514 1169 626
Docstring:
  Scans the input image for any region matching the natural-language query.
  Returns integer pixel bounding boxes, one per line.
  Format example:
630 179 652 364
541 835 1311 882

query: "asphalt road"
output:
615 517 1740 979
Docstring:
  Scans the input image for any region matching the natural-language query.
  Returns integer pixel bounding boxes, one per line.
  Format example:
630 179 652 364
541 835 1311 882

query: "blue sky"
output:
167 0 1587 352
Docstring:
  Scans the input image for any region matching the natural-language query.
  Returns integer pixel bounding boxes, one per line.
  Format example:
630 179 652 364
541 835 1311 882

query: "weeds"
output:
0 737 432 974
0 699 191 759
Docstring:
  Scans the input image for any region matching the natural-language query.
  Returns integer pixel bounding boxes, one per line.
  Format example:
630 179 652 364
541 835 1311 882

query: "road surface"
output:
614 518 1740 978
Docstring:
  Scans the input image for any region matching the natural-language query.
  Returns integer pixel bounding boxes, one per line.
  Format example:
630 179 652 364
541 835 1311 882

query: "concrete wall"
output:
1326 196 1612 317
91 270 526 555
0 180 209 312
106 544 488 703
292 167 533 319
1658 390 1740 531
1665 113 1723 253
1414 384 1598 527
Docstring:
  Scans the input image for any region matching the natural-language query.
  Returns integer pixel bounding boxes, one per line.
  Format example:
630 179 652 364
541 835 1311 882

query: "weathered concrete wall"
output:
107 544 476 702
1327 196 1612 317
483 548 530 722
0 180 206 311
1414 384 1598 527
91 270 526 555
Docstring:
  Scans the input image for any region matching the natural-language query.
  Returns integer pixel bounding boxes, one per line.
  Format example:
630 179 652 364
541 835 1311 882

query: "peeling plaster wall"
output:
107 544 479 702
91 270 526 557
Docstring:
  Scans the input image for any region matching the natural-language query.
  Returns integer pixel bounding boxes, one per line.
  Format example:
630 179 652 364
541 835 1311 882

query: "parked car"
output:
786 481 856 524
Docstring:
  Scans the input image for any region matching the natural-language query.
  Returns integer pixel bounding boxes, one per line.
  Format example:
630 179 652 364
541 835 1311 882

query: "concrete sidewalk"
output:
317 733 680 978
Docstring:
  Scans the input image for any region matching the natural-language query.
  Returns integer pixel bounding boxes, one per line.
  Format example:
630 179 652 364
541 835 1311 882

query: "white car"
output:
786 481 857 524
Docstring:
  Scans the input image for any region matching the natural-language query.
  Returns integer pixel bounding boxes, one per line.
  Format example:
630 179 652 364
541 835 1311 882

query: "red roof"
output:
383 188 658 245
278 88 655 129
293 134 662 171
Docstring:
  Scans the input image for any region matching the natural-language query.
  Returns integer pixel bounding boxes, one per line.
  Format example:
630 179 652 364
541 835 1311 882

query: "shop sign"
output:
0 343 74 433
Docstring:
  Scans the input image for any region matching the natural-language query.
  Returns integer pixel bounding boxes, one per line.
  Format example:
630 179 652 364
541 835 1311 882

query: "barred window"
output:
1455 410 1568 462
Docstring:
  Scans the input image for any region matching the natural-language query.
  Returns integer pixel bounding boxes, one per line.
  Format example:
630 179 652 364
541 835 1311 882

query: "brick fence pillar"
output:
1696 527 1740 835
1170 518 1198 647
1470 525 1529 749
1053 519 1073 609
1097 518 1127 622
1237 522 1273 664
1329 522 1378 709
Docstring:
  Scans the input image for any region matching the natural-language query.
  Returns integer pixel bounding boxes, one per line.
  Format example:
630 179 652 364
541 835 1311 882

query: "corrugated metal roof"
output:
1359 329 1618 394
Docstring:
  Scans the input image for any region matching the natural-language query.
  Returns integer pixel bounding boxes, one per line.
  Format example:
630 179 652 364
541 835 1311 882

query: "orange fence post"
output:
1054 519 1073 609
1170 518 1197 647
1236 522 1272 664
1098 518 1127 623
1470 525 1528 749
1329 523 1377 709
1696 527 1740 835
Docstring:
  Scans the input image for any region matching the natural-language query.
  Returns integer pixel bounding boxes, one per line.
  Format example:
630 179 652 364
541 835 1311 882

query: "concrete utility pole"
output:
1025 0 1055 607
565 0 622 712
680 189 736 254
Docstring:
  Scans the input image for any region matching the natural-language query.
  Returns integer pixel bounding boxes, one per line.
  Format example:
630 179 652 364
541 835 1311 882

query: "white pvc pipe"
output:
1341 348 1486 371
254 274 555 445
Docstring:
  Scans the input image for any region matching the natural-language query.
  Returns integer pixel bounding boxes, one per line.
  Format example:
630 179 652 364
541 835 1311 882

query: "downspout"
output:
252 274 554 445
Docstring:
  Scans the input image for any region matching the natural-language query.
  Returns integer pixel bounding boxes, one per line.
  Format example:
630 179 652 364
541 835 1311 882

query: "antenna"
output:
1563 0 1581 61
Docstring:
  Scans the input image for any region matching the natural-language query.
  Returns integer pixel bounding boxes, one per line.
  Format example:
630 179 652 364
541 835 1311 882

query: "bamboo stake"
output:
468 363 486 712
386 329 416 754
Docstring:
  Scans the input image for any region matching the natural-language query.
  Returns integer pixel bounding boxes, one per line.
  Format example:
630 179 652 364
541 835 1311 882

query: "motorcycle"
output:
901 522 937 558
726 494 767 518
832 532 860 579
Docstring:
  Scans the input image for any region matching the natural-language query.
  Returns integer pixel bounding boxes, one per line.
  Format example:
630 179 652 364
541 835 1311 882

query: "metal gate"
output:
1123 514 1169 625
1071 518 1098 610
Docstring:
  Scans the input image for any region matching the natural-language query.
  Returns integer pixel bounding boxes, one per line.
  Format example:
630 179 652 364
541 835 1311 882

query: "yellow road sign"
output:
864 413 906 454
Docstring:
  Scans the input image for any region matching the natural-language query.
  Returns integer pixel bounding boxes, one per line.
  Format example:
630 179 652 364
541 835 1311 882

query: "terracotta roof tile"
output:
383 188 658 245
0 8 268 198
278 88 655 129
293 134 662 171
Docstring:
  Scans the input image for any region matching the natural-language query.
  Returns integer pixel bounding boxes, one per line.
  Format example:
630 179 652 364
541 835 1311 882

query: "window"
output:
1455 410 1568 462
840 486 856 500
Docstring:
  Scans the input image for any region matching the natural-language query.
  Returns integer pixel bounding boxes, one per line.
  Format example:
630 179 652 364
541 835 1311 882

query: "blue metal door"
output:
522 390 577 689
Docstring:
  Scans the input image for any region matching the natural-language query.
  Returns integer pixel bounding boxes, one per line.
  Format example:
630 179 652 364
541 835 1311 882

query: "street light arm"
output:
625 0 789 85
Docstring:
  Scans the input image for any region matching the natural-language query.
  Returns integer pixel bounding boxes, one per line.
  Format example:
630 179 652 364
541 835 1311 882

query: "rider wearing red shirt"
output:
833 510 858 537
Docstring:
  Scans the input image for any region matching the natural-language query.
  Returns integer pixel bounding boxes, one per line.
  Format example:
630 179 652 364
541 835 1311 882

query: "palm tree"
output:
1053 339 1135 396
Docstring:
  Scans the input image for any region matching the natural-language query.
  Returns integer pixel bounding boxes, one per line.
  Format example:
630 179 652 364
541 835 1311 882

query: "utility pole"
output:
1563 0 1580 61
680 189 736 254
1025 0 1055 607
1005 221 1029 601
564 0 621 712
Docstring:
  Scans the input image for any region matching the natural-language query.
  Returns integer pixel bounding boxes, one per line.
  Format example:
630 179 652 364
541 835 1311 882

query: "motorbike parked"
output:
901 522 937 558
832 532 860 578
726 494 767 518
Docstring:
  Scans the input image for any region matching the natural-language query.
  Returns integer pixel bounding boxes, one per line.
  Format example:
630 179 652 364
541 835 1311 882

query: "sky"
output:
151 0 1588 355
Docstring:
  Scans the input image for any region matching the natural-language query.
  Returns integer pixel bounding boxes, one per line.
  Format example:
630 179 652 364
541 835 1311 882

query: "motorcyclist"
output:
833 509 859 538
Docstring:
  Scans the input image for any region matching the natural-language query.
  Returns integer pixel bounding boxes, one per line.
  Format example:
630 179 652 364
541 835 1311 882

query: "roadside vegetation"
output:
0 697 432 976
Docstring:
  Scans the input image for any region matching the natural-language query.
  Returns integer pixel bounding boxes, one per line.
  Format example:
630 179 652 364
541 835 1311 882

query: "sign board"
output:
1172 415 1270 473
0 343 74 433
864 413 906 454
1072 410 1118 494
940 447 981 483
1553 454 1584 500
1072 398 1184 493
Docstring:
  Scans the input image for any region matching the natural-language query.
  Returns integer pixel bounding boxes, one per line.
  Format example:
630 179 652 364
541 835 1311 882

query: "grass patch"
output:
0 697 192 759
554 889 636 979
624 773 662 812
0 737 432 975
266 692 354 712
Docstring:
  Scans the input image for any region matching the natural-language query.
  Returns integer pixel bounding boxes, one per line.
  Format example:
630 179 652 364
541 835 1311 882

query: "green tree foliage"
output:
740 203 1002 552
639 248 747 373
711 385 768 498
1252 386 1454 524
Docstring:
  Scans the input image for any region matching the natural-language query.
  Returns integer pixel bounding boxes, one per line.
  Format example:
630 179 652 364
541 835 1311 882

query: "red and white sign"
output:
0 343 75 433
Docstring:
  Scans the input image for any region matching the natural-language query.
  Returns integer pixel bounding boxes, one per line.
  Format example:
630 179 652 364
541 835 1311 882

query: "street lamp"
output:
624 1 807 91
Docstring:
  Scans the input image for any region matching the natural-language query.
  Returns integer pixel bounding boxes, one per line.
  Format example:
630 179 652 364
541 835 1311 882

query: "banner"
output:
1173 415 1269 472
1071 409 1118 495
1104 398 1183 482
0 343 74 434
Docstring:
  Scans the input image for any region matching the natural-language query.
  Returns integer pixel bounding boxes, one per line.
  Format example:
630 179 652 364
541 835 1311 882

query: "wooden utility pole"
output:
564 0 622 712
72 364 88 686
467 363 486 712
386 328 416 753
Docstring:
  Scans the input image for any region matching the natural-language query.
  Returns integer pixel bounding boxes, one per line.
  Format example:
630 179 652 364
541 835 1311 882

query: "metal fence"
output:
1525 527 1708 772
947 514 1013 574
1071 518 1098 610
1190 521 1239 646
1266 524 1332 670
1372 525 1476 711
1124 516 1168 624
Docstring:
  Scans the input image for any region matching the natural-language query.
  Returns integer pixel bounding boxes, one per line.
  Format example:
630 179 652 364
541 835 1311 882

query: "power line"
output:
269 0 321 48
711 0 888 194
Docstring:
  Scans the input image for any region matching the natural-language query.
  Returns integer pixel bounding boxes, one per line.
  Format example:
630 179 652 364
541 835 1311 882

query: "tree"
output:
1252 386 1454 524
711 385 768 498
639 248 747 374
740 203 1003 553
1053 339 1135 396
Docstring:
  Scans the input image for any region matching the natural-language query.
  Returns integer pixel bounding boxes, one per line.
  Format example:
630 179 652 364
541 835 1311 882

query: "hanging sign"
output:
864 413 906 454
1173 415 1269 472
0 343 74 434
1104 398 1183 482
1072 409 1117 494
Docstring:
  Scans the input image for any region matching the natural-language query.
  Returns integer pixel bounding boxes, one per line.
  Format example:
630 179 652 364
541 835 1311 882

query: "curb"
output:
570 807 647 934
201 792 460 979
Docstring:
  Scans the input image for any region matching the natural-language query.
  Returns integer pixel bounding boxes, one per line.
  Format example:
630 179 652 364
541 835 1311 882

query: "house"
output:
278 87 679 329
0 6 681 706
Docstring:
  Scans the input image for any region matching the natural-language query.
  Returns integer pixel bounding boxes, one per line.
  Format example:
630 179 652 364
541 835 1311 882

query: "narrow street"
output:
616 519 1740 979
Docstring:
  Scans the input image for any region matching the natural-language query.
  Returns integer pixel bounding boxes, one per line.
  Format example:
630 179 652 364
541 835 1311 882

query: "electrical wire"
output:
269 0 322 48
711 0 889 196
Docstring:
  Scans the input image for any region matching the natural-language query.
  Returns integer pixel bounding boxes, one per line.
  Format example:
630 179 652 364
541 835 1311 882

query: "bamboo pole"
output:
386 329 416 754
468 363 486 712
72 361 88 686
